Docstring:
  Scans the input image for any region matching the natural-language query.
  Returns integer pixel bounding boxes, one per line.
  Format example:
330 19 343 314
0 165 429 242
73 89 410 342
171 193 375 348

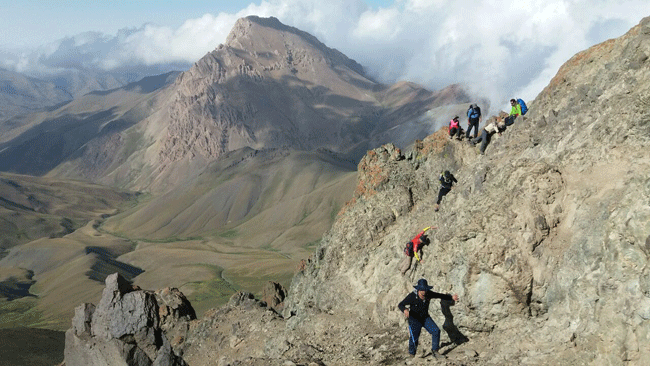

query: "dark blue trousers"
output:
408 316 441 355
436 187 451 205
466 119 479 138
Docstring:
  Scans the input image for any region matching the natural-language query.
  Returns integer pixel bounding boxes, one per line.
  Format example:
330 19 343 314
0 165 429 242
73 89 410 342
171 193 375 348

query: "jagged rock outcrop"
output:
64 273 194 366
260 281 288 313
180 291 286 365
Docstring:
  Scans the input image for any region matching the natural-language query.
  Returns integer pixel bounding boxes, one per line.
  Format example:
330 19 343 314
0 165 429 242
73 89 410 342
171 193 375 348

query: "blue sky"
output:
1 0 648 113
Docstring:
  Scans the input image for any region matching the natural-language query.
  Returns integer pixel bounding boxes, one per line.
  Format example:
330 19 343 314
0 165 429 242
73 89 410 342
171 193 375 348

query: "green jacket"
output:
510 104 522 116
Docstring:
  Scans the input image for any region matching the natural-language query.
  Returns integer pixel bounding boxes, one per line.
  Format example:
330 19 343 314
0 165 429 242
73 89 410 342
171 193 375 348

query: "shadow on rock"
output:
440 299 469 352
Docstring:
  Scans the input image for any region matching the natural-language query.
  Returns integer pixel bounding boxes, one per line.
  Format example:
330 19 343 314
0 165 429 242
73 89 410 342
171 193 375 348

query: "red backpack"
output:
404 241 414 257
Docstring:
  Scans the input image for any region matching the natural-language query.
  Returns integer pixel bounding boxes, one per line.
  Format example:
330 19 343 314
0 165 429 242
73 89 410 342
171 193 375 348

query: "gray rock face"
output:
64 273 192 366
283 16 650 366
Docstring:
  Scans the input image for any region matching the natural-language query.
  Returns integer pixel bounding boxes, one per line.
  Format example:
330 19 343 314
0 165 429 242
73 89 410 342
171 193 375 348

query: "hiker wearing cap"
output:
504 98 521 126
398 278 459 359
466 104 481 139
448 116 463 140
470 118 505 155
434 170 457 212
399 227 436 275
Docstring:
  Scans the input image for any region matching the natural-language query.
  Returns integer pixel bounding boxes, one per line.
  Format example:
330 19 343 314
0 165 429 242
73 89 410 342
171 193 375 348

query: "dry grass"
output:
0 327 65 366
0 149 357 329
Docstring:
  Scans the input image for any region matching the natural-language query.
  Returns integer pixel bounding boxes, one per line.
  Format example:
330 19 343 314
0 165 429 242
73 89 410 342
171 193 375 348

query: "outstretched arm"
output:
427 291 458 302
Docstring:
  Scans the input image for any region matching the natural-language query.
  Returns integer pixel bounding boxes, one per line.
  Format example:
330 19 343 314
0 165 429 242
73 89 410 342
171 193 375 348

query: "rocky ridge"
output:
63 15 650 366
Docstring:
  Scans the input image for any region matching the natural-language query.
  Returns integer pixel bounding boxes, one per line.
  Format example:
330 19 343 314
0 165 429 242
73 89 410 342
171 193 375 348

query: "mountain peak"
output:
224 16 365 76
160 16 459 172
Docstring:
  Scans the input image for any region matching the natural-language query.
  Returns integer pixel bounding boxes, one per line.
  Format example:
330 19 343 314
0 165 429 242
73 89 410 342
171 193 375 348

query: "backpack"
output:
441 171 452 184
404 241 414 257
517 98 528 115
468 105 480 119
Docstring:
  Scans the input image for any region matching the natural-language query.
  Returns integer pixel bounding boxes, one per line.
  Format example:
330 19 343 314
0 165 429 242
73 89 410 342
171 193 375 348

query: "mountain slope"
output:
0 172 136 250
0 16 471 341
0 71 180 177
102 147 356 249
281 15 650 365
59 15 650 366
0 68 72 121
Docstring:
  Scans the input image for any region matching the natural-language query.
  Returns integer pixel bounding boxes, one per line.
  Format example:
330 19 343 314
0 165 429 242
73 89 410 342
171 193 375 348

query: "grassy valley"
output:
0 148 356 332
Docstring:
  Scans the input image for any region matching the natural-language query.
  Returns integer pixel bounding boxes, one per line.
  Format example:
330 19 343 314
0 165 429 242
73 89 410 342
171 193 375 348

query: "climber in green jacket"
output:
505 98 521 126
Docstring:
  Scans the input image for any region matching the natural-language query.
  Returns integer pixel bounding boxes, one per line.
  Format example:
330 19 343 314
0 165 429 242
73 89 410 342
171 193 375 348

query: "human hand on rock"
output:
452 294 459 302
404 309 409 318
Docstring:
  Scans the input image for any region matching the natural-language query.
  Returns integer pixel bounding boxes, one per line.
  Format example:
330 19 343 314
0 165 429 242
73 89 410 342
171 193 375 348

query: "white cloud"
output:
353 8 402 41
1 0 648 114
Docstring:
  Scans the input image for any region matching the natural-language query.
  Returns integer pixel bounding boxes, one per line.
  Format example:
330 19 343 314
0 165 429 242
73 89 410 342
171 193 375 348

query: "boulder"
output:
261 281 288 312
64 273 190 366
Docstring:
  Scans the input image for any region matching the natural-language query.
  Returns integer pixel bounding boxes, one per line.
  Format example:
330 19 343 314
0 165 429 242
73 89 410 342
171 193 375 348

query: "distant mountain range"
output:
0 68 72 121
0 16 471 331
0 63 188 123
0 16 470 191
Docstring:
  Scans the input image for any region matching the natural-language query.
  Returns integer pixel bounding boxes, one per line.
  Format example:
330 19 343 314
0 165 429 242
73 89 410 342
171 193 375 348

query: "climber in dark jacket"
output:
434 170 457 212
398 279 459 358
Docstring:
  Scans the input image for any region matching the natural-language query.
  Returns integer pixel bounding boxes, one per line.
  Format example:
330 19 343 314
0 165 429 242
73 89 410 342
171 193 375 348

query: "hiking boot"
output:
431 351 446 360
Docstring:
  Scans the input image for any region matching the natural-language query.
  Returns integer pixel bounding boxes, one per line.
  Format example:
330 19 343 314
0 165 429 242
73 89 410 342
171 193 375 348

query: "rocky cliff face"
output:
63 15 650 366
283 15 650 365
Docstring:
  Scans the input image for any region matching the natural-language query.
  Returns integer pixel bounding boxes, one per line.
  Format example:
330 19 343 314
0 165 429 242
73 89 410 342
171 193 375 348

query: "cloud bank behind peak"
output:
1 0 648 113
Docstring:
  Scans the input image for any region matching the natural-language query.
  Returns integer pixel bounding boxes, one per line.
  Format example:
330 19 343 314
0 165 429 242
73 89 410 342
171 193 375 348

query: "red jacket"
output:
411 230 427 253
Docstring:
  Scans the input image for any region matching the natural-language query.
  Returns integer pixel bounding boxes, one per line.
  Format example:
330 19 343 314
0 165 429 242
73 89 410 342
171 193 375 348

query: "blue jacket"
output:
467 106 481 120
398 290 454 323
